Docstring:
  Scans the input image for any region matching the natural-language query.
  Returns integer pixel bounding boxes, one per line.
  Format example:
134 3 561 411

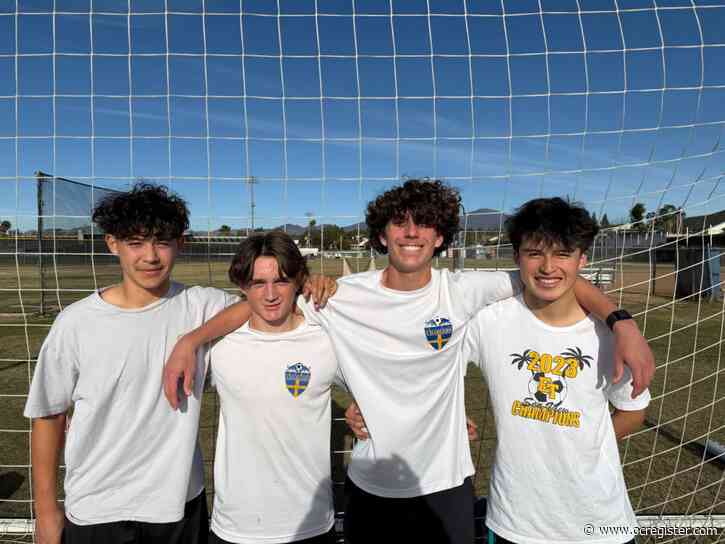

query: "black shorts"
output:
344 476 474 544
209 527 336 544
63 491 209 544
484 526 635 544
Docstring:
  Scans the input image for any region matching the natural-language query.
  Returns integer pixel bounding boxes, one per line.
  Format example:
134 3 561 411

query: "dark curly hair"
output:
366 179 461 257
505 197 599 254
228 231 309 291
92 183 189 240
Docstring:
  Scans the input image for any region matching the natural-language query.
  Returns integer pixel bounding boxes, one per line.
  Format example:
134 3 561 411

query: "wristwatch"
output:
606 309 633 331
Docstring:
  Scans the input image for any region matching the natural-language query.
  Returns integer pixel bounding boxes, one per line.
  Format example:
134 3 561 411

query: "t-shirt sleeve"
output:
606 367 651 411
297 296 329 328
199 287 241 319
596 325 651 411
332 366 350 392
462 317 485 375
24 316 79 418
451 270 521 320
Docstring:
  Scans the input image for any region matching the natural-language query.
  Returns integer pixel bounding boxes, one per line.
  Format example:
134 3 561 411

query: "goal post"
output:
33 171 122 316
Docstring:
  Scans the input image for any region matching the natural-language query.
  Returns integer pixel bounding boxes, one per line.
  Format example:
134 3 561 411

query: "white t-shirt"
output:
208 319 338 544
464 296 651 544
299 268 517 498
24 282 237 525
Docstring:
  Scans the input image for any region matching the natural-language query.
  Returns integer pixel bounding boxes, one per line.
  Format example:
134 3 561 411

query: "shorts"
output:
484 526 635 544
344 476 474 544
63 491 209 544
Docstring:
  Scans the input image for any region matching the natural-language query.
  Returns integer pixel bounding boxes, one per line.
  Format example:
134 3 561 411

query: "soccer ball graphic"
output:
528 372 568 406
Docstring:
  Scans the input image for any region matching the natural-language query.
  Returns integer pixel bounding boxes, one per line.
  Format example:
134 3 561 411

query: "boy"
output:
465 198 649 544
25 183 236 544
165 180 654 544
207 232 340 544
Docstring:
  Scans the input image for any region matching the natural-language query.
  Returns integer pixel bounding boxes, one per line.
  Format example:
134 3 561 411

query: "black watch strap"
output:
606 309 632 331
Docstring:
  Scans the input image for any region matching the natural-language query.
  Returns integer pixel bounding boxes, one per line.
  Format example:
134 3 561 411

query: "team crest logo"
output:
285 363 311 398
424 317 453 351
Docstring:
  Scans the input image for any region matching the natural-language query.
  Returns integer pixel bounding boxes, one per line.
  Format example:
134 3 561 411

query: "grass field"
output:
1 256 724 543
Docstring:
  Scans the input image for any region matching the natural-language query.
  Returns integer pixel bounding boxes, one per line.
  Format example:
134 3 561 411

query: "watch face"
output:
607 309 633 330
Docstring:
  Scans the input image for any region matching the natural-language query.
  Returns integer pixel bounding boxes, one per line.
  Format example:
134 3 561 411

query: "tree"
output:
0 220 10 234
591 212 599 227
655 204 679 233
305 216 316 248
219 224 231 234
600 214 610 228
629 203 646 229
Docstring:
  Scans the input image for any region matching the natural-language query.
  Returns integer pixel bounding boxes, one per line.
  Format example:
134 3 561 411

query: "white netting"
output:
1 1 725 542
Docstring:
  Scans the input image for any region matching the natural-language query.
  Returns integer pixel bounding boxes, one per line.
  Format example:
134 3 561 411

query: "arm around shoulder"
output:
163 300 251 408
455 269 520 318
574 277 655 398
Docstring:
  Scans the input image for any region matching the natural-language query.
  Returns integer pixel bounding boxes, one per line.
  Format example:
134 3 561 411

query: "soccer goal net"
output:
1 1 724 542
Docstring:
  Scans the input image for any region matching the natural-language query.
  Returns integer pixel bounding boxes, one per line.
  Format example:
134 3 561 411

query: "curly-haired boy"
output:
25 183 238 544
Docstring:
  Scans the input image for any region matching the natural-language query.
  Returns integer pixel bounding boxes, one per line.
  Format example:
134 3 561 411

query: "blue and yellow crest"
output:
424 317 453 350
285 363 311 398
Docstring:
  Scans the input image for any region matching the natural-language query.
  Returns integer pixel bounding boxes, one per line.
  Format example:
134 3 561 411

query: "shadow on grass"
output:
0 471 24 500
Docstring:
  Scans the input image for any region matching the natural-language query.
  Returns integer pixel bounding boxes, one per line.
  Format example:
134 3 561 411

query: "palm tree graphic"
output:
509 350 533 370
560 346 592 370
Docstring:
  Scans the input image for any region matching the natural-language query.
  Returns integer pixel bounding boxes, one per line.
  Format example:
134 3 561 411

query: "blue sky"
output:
1 0 725 232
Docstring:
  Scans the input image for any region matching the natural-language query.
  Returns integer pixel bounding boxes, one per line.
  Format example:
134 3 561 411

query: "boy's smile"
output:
515 237 587 309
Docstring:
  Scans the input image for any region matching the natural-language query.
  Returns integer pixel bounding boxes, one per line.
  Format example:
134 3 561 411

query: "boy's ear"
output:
105 234 119 255
513 250 520 265
176 237 185 251
578 251 588 270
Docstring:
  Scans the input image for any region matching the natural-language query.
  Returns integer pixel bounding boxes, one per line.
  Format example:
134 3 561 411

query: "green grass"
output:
1 257 724 543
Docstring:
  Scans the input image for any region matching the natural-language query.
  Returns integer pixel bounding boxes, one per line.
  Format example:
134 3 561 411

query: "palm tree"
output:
305 214 316 248
509 350 533 370
656 204 678 234
560 347 592 370
629 202 646 230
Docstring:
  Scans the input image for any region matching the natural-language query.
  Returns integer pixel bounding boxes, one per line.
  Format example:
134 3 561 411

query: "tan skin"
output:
243 256 304 333
32 415 66 544
612 408 646 440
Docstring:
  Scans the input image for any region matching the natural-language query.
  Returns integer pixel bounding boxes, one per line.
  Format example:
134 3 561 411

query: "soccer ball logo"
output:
527 372 568 406
285 363 311 398
424 316 453 351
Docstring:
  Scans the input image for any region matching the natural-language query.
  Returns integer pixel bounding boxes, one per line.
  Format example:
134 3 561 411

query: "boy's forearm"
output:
185 301 251 347
573 276 616 320
612 408 646 440
31 414 66 515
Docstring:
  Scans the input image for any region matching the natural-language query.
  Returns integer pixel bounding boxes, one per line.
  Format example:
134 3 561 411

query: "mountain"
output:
201 209 507 237
343 221 367 233
271 223 307 235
